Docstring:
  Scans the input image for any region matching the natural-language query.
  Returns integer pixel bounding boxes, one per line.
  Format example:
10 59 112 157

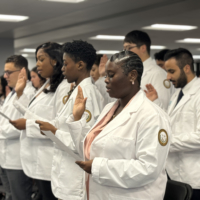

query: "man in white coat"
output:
123 30 173 110
0 55 35 200
147 48 200 200
165 48 200 200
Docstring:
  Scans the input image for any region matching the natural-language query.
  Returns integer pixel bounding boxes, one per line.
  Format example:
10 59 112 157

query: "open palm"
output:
73 86 87 121
144 84 158 101
15 68 27 98
99 54 108 76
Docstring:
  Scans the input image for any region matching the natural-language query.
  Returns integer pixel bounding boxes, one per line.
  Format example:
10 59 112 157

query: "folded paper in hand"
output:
0 112 11 120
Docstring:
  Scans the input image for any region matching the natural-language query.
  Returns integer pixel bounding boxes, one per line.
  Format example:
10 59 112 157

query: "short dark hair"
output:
5 55 28 70
124 30 151 55
62 40 96 71
36 42 64 93
110 51 143 85
164 48 194 73
154 49 170 61
94 54 103 66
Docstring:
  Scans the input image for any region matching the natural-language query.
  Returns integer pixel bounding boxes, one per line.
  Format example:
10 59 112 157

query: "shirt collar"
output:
182 76 197 95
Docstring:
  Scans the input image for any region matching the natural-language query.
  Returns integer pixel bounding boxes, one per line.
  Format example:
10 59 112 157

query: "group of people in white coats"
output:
0 28 199 200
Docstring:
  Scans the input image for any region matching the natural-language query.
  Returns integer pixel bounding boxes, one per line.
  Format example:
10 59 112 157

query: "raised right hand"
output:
15 68 27 98
73 86 87 121
144 84 158 102
99 54 108 77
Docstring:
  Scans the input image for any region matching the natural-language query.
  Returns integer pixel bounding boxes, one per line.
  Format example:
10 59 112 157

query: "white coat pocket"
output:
36 146 54 177
58 152 84 194
104 136 135 159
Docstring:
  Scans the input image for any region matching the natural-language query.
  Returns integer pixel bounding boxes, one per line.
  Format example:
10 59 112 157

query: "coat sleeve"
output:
56 114 92 155
26 118 52 139
55 99 98 156
170 98 200 153
91 114 170 189
13 93 32 115
150 71 171 111
0 123 21 139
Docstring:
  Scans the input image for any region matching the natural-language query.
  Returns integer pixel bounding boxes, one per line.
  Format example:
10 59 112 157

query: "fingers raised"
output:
77 86 84 99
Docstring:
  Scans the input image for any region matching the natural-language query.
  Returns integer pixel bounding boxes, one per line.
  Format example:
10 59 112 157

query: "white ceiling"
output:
1 0 200 58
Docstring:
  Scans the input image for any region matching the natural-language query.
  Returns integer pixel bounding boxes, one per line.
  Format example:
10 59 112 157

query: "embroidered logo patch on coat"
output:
158 129 168 146
85 110 92 123
163 79 171 89
62 95 69 105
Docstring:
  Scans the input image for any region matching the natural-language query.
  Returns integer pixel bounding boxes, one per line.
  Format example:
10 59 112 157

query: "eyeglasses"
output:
4 70 20 76
123 45 139 51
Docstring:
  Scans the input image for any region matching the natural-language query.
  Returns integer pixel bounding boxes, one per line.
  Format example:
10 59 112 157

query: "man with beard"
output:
146 48 200 200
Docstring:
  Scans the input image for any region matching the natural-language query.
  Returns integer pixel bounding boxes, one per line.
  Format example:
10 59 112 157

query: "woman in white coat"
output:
36 40 104 200
92 54 115 107
68 51 171 200
10 42 70 200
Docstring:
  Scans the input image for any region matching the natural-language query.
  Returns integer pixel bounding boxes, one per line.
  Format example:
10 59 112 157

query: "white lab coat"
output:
13 79 70 181
51 77 104 200
141 57 174 110
95 77 116 107
0 81 35 169
66 90 171 200
166 77 200 189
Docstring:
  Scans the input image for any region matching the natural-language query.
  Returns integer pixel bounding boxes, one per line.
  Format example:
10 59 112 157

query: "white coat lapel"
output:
172 94 190 114
170 78 200 115
94 112 131 142
168 90 180 116
57 77 94 118
94 90 144 142
29 92 47 109
28 80 50 109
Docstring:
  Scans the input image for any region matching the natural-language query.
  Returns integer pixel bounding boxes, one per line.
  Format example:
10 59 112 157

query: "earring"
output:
132 80 134 85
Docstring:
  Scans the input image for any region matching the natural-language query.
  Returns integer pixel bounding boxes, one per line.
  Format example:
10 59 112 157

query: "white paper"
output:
0 112 11 120
42 130 81 160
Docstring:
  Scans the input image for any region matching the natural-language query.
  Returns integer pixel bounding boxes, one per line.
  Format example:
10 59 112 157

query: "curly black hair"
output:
62 40 96 71
110 51 143 85
35 42 64 93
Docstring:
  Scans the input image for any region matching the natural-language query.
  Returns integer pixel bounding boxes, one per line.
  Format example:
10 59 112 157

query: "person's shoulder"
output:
24 81 35 94
57 79 71 92
141 96 169 119
149 63 166 76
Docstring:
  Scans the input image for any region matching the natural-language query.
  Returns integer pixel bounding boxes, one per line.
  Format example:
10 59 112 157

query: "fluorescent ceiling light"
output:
96 50 120 54
0 14 29 22
41 0 85 3
90 35 125 41
143 24 197 31
176 38 200 43
21 48 36 53
193 55 200 59
151 45 166 49
21 54 28 57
